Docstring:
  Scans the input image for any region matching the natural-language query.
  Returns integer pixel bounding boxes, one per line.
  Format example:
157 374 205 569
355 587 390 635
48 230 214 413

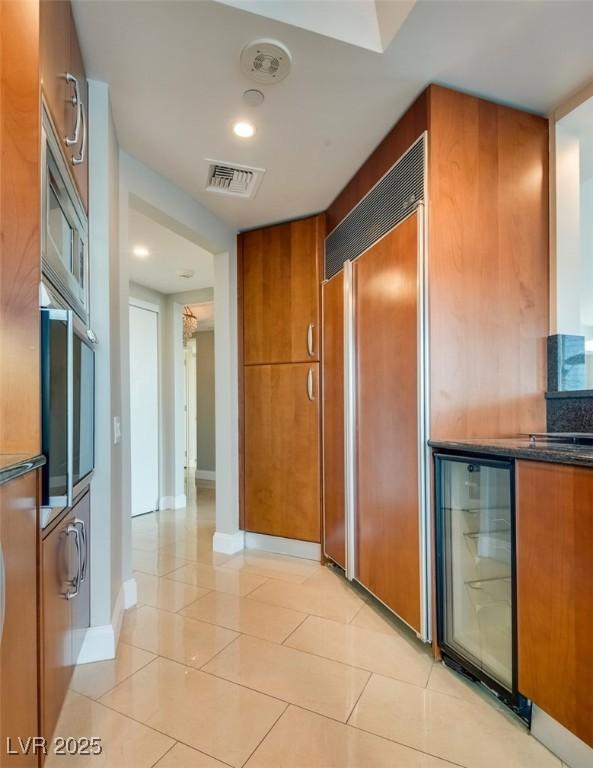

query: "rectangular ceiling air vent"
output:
205 160 265 199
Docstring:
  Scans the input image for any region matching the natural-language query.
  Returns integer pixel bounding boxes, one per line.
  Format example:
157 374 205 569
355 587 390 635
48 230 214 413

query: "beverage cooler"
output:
434 454 529 719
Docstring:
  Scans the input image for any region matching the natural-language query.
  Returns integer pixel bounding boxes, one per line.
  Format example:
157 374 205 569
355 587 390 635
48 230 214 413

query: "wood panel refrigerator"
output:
322 194 430 638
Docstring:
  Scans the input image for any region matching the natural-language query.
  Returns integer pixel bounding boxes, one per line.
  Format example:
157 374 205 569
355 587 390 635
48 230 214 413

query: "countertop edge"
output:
428 440 593 468
0 454 46 486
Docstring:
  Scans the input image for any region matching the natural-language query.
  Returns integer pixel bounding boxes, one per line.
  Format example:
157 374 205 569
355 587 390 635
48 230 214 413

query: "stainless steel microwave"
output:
41 104 89 324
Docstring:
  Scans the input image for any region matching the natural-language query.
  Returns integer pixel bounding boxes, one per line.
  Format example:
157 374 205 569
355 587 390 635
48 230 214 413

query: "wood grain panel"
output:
41 510 75 743
355 213 421 631
326 90 428 233
0 472 39 766
242 215 323 365
40 0 69 142
0 0 41 455
244 363 321 542
322 272 345 567
67 3 88 211
516 460 593 747
427 85 549 439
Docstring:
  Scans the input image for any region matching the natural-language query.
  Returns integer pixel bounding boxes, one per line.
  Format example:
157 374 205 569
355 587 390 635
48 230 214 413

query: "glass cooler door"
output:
436 455 515 693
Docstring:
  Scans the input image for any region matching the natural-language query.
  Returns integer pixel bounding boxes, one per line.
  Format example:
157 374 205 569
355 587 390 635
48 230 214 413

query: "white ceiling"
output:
73 0 593 231
128 207 215 294
215 0 416 52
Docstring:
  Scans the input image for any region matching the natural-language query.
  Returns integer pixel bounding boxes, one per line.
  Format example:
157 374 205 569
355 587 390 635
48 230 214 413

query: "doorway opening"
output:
127 200 216 534
183 301 216 526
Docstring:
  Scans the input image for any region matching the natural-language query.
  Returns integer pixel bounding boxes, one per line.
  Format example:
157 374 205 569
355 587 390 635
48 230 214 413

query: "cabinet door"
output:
355 212 421 632
0 473 39 766
322 271 345 567
66 4 88 211
244 363 321 542
40 0 88 211
517 461 593 748
242 216 322 365
40 0 70 145
70 491 90 664
42 511 77 741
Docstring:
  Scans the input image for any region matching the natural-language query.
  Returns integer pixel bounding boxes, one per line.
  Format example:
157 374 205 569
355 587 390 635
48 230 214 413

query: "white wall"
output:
120 154 240 547
83 79 134 662
555 125 582 336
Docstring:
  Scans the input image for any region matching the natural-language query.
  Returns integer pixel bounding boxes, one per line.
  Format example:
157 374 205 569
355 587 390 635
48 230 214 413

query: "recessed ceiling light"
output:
233 121 255 138
132 245 149 258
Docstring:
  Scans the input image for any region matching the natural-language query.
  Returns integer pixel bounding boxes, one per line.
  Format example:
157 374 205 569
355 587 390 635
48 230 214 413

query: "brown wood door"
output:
70 491 90 663
0 472 39 766
41 511 76 741
40 0 70 144
354 212 421 632
40 0 88 211
66 4 88 211
244 363 321 542
516 460 593 748
322 272 345 567
241 216 323 365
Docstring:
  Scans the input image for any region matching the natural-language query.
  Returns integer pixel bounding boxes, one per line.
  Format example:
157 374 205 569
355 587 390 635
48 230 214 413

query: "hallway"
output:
49 480 562 768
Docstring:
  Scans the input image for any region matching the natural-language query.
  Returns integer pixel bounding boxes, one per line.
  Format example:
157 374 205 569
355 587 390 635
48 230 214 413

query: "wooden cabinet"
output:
355 214 421 632
239 215 324 544
241 216 323 365
322 271 345 567
40 0 88 210
0 472 39 766
41 509 76 745
70 491 90 664
244 364 320 542
322 84 548 638
41 490 90 742
516 461 593 748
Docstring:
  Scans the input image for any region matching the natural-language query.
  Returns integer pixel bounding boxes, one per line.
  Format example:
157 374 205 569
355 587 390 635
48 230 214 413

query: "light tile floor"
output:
49 481 564 767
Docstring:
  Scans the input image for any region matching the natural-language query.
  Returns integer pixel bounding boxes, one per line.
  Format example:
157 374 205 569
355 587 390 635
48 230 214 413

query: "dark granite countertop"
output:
0 453 46 486
428 438 593 468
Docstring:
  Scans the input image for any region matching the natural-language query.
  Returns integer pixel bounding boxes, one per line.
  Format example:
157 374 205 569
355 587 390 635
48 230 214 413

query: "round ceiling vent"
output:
240 39 292 84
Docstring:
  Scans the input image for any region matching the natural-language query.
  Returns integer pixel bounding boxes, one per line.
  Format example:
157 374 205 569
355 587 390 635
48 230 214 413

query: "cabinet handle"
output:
64 72 81 147
65 523 81 600
72 99 87 165
74 518 87 583
307 368 315 401
307 323 315 358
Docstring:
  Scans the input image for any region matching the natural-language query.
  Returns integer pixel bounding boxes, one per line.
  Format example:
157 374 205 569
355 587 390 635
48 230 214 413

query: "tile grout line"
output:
279 612 310 646
148 740 176 768
71 645 158 701
344 669 372 724
237 702 290 768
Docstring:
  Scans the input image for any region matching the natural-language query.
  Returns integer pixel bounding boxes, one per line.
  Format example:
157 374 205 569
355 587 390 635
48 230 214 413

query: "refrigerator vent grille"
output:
324 133 425 279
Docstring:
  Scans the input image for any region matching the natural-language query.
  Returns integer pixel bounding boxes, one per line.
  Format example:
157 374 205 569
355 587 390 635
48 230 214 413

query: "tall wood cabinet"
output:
516 461 593 748
0 472 40 767
239 215 324 543
322 85 549 636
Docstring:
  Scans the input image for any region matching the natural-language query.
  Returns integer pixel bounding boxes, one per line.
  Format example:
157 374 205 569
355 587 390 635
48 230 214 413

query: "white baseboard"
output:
76 577 137 665
213 530 245 554
159 494 186 510
531 705 593 768
195 469 216 481
244 532 321 561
